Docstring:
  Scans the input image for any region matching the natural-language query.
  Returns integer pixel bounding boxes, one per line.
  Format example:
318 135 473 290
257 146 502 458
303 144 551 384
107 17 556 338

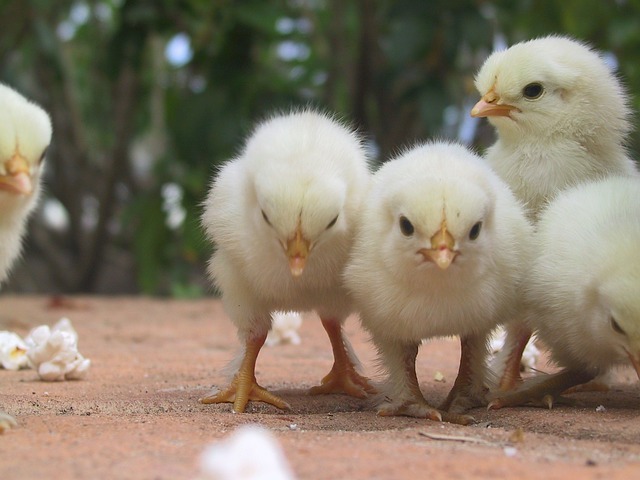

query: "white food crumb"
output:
596 405 606 413
0 331 29 370
199 424 296 480
266 311 302 347
24 318 91 381
503 446 518 457
433 371 445 383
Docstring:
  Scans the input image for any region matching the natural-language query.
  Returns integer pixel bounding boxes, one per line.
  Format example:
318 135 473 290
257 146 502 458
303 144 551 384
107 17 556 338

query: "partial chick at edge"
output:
0 83 52 433
200 109 374 413
344 141 533 425
489 176 640 409
471 35 640 393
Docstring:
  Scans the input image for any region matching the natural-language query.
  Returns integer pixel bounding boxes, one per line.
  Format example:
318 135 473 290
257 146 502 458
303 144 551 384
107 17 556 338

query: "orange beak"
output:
418 221 457 270
627 351 640 380
286 224 310 277
0 153 32 195
470 87 519 118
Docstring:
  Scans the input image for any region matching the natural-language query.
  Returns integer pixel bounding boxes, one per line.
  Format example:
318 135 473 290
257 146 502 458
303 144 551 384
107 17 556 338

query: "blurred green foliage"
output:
1 0 639 295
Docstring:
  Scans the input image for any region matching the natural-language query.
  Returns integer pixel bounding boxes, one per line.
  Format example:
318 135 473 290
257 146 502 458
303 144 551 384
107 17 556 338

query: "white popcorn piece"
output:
24 318 91 381
0 331 29 370
199 425 296 480
266 311 302 347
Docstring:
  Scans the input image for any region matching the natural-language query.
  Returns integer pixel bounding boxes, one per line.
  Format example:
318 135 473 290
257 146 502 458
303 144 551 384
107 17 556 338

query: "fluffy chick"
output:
471 35 639 391
201 109 373 413
0 83 52 433
344 142 532 424
490 177 640 408
472 35 637 218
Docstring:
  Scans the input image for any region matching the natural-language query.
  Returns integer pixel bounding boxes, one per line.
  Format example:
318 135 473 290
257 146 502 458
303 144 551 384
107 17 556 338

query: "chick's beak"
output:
0 154 32 195
470 87 519 118
627 351 640 380
286 225 310 277
418 222 457 270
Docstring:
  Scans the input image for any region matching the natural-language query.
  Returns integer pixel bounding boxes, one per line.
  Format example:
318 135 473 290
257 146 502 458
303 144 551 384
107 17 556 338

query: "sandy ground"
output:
1 295 640 479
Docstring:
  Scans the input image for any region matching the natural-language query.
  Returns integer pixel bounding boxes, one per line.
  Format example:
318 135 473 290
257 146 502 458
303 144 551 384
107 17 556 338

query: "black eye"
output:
326 215 338 230
611 317 625 335
523 83 544 100
469 221 482 240
399 215 414 236
261 210 271 226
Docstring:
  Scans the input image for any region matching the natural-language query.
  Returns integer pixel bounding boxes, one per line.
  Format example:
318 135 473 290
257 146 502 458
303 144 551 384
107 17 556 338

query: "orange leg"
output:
489 368 596 410
378 343 442 422
308 318 376 397
497 323 532 391
375 342 472 425
439 334 487 422
200 333 290 413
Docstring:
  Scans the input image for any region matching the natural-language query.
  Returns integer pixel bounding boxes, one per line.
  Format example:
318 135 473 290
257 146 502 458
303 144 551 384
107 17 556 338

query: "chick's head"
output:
254 170 347 277
472 36 630 145
374 144 496 282
593 241 640 377
0 84 52 205
241 109 365 278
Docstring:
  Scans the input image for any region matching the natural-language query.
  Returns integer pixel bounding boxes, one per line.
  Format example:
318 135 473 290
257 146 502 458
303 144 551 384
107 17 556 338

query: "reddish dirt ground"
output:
1 296 640 479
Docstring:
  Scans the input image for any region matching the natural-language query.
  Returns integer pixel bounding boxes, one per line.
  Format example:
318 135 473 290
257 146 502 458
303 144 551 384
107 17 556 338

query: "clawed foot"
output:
309 364 376 398
440 384 487 415
487 369 594 410
200 377 291 413
378 400 475 426
488 392 579 410
0 411 17 433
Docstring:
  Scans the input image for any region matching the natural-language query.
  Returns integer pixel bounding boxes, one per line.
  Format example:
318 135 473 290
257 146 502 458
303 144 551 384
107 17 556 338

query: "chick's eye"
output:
261 210 271 226
469 221 482 240
611 317 625 335
399 215 414 236
523 82 544 100
326 215 339 230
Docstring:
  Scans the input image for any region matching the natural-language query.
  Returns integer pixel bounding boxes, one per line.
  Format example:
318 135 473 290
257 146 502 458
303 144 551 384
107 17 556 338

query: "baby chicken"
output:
471 35 639 390
0 83 52 432
490 176 640 409
201 109 373 413
344 142 532 424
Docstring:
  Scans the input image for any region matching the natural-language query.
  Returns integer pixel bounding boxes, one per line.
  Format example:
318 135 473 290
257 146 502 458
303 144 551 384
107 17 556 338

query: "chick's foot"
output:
377 400 475 425
200 377 290 413
200 333 290 413
308 318 376 397
308 361 375 398
488 368 595 410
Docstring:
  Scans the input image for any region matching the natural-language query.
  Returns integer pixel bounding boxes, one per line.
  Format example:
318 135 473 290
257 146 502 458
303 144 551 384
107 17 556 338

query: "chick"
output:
344 142 532 424
471 35 639 391
0 83 52 432
201 109 373 413
490 177 640 408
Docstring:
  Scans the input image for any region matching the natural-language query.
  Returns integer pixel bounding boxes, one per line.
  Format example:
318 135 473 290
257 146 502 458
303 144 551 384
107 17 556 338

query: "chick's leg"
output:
376 342 442 422
308 317 375 397
0 410 17 433
495 322 532 391
200 333 290 413
439 333 490 422
488 368 596 409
